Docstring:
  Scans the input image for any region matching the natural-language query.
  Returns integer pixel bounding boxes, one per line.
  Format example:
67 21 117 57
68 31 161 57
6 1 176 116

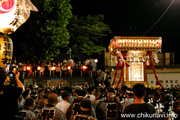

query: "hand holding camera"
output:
9 67 19 86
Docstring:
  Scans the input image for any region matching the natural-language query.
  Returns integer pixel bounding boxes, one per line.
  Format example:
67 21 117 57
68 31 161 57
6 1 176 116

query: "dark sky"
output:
70 0 180 63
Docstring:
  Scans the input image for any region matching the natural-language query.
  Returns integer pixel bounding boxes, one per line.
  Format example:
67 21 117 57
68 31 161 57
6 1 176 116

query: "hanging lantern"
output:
0 0 38 34
0 35 13 68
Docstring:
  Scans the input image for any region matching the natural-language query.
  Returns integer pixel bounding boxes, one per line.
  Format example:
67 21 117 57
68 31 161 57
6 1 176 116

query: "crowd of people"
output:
1 68 180 120
6 59 96 78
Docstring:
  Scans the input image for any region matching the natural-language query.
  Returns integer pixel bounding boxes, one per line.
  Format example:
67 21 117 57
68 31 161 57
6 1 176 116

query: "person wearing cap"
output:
122 88 134 113
56 91 71 114
71 99 97 120
66 89 96 120
123 83 155 119
96 88 121 120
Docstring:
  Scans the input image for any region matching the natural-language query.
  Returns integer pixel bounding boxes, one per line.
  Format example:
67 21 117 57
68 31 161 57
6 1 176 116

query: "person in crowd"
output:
62 63 68 77
32 63 37 77
34 93 66 120
174 96 180 119
93 88 102 108
85 59 90 66
34 98 48 115
144 87 153 104
64 86 74 104
38 89 44 99
19 97 35 120
163 93 177 119
123 83 156 119
71 99 97 120
122 88 134 113
83 82 89 90
163 94 174 114
43 89 51 99
30 91 39 109
88 86 96 103
63 59 67 64
88 62 94 77
114 88 120 102
56 91 71 114
18 88 31 110
96 69 110 89
0 69 25 120
159 92 166 105
18 94 24 111
151 91 164 113
119 86 127 105
43 62 49 76
96 88 121 120
98 88 107 101
56 62 62 77
56 88 64 102
66 89 96 120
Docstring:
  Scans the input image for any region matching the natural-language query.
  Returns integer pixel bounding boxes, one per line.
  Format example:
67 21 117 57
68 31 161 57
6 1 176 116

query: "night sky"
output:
70 0 180 63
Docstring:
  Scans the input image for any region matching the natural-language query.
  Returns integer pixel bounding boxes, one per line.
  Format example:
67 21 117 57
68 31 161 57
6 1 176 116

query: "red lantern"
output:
37 66 41 71
0 35 13 69
26 66 31 71
81 65 88 71
67 66 71 70
52 66 56 71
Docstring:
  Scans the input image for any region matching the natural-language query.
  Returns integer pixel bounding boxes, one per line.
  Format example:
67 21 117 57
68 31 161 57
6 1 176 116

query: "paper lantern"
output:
0 0 38 34
0 35 13 68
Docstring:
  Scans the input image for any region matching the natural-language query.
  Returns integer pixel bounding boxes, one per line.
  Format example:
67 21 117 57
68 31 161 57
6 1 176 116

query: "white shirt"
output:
56 100 70 114
58 96 63 102
89 94 95 102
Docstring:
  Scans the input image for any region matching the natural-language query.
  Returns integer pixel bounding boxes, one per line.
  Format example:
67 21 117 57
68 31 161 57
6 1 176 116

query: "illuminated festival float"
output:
108 36 164 88
0 0 38 69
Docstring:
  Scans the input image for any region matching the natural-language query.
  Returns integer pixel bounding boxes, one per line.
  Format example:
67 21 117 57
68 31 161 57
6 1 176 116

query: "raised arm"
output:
15 72 25 92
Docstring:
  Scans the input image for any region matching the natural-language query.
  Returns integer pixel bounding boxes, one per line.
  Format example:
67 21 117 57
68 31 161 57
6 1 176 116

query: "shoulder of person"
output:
66 103 76 119
19 109 35 120
54 107 66 118
96 101 106 106
144 103 155 108
56 102 62 107
96 101 111 112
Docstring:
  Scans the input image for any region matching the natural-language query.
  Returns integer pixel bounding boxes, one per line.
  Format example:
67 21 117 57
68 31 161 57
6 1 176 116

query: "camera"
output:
8 70 18 86
9 73 14 78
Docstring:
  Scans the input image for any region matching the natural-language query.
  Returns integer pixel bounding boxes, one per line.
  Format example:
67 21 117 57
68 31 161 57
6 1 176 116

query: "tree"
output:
17 0 72 61
68 15 111 61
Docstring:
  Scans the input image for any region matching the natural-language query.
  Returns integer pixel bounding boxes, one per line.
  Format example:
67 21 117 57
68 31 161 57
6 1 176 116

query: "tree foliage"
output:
68 15 111 60
20 0 72 61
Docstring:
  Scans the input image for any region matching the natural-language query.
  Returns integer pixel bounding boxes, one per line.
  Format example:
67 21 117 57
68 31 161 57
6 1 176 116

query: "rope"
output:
142 0 175 36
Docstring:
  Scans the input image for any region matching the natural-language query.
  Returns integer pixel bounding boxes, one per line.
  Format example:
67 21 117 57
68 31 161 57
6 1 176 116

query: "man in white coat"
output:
56 91 71 114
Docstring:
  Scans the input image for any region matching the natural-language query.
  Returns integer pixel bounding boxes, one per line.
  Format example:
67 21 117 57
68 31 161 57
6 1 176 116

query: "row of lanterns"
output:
24 65 89 72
